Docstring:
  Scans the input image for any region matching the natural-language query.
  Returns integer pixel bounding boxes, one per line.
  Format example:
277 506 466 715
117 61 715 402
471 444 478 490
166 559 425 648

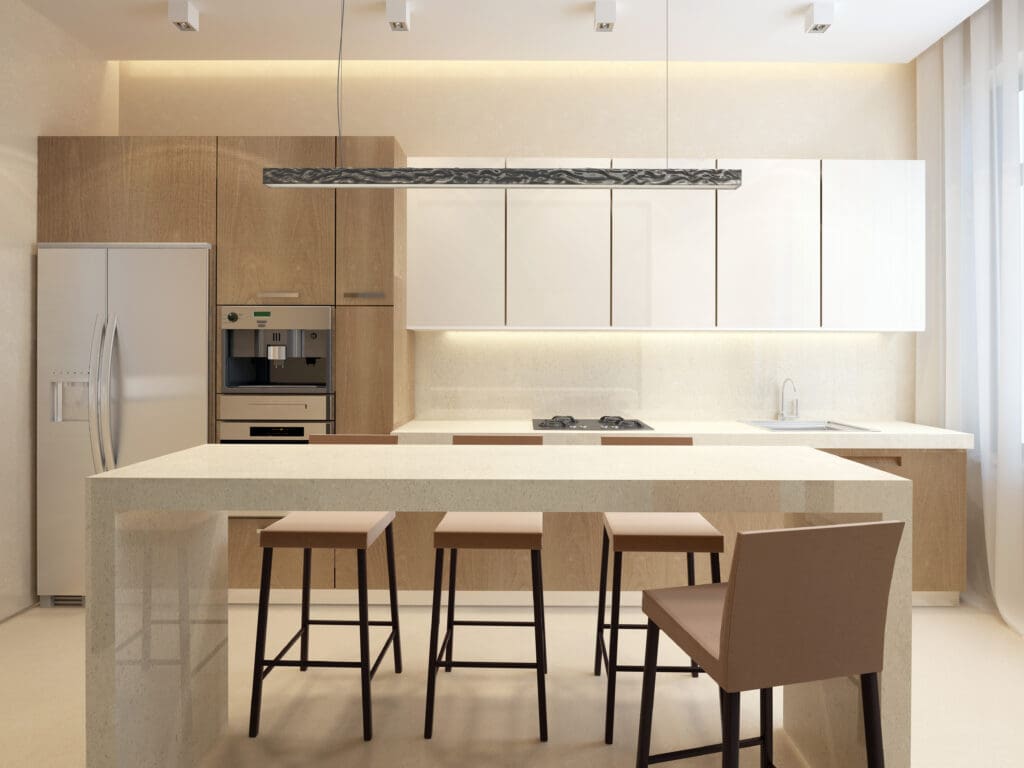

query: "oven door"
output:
217 421 332 444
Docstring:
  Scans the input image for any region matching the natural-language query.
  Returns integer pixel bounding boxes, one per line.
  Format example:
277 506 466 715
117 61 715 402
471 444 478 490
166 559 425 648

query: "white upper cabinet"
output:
406 157 507 329
717 159 821 329
506 157 612 328
821 160 926 331
611 158 716 329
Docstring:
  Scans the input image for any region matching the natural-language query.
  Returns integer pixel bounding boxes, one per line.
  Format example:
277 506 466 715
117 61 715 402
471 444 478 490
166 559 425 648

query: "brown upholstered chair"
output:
636 521 905 768
596 435 725 744
424 434 548 741
248 434 402 742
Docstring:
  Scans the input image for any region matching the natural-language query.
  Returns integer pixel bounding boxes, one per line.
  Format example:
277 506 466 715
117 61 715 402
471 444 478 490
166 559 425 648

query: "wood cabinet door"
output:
717 159 821 329
611 157 716 329
821 160 926 330
217 137 335 305
506 157 612 328
38 137 216 244
335 306 394 434
337 137 404 306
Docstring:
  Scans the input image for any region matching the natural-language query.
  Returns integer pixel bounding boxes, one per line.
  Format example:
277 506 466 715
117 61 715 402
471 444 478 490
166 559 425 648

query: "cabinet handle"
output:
257 291 300 299
844 454 903 468
343 291 387 299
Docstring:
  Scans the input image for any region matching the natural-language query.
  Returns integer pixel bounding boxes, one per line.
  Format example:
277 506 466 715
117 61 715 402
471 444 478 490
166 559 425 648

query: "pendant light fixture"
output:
263 0 741 190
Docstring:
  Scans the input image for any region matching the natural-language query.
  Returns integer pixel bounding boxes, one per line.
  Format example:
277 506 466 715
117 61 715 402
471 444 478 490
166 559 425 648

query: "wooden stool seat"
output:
259 511 395 550
433 512 543 550
603 513 725 554
639 583 728 678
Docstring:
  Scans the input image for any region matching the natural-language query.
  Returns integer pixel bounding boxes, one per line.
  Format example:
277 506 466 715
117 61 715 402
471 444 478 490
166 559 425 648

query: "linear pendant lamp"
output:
264 0 742 191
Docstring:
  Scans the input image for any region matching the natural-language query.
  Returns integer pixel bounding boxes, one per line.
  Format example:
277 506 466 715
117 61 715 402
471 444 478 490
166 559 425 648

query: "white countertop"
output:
393 418 974 450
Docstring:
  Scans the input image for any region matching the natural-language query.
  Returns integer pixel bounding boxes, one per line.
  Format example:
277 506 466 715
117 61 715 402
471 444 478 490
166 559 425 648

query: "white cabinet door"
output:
406 157 507 329
821 160 925 331
717 159 821 329
506 157 611 328
611 158 716 328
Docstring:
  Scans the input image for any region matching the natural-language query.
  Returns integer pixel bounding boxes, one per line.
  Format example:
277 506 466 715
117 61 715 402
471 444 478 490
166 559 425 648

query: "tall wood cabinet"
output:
216 136 336 305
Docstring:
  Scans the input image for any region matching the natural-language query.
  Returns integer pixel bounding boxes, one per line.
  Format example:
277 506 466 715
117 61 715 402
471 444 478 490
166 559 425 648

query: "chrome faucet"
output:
778 378 799 421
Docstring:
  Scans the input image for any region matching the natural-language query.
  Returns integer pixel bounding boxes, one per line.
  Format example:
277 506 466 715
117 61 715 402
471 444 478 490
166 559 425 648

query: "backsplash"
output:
413 331 915 421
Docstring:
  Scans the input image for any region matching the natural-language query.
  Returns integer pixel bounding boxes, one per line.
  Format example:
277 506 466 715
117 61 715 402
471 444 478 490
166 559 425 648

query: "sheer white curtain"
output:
918 0 1024 633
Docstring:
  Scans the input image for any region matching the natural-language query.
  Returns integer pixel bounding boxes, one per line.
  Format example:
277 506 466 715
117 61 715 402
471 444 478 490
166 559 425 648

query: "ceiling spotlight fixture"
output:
386 0 410 31
595 0 616 32
805 1 834 33
167 0 199 32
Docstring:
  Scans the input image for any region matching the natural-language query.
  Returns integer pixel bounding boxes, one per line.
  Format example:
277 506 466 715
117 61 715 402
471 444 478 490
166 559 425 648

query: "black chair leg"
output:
861 672 885 768
711 552 721 584
444 548 458 672
686 552 698 677
300 548 311 672
760 688 774 768
424 548 444 739
721 689 740 768
356 549 372 741
248 547 273 738
385 523 403 673
635 620 660 768
530 549 549 742
535 548 548 674
604 550 623 744
594 529 610 676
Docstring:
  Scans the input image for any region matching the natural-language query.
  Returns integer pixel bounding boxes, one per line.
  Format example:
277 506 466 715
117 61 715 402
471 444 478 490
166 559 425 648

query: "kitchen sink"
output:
744 420 875 432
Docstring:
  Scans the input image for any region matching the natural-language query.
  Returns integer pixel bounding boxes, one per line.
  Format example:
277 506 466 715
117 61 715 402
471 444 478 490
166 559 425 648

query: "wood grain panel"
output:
228 518 333 589
337 137 404 306
335 306 394 434
824 449 966 592
217 136 335 305
335 512 444 589
38 136 216 244
601 436 694 446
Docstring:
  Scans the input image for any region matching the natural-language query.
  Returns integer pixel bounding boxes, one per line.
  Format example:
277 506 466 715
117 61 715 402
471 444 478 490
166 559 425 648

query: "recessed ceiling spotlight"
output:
386 0 410 31
805 1 834 34
167 0 199 32
595 0 616 32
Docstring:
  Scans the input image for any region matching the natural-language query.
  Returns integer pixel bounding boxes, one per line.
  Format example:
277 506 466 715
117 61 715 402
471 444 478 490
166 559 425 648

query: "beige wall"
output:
1 1 118 620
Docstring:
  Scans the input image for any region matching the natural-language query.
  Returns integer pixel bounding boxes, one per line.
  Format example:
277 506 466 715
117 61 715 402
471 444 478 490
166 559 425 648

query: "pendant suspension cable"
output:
337 0 347 161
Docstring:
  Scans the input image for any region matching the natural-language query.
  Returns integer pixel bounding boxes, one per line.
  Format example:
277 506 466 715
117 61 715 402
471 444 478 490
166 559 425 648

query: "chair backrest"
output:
719 521 904 692
309 434 399 445
451 435 543 446
600 436 693 446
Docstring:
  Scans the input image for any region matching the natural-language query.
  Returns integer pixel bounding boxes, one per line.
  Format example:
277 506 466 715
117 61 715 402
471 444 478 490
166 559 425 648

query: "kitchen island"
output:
86 443 912 768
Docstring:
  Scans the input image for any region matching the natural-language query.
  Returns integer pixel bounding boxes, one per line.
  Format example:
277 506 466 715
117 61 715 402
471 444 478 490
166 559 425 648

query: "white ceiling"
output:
25 0 985 63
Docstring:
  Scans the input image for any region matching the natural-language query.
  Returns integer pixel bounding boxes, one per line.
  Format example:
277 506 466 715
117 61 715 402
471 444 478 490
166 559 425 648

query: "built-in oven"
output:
217 306 334 443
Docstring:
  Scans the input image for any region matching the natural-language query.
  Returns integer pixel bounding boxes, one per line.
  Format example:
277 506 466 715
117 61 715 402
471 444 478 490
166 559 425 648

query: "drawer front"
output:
218 394 332 421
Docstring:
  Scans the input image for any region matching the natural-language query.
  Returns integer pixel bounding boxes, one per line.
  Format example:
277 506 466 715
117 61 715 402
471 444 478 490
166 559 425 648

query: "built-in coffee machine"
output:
217 306 334 443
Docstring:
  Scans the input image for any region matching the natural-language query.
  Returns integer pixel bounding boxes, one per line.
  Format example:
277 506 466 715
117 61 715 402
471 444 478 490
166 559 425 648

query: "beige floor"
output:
0 602 1021 767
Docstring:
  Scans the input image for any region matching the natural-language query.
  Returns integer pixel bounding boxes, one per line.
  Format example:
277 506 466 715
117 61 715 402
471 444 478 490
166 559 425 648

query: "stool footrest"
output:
453 619 536 628
308 619 395 627
602 622 648 630
598 634 703 675
260 629 397 682
648 736 764 764
437 660 541 670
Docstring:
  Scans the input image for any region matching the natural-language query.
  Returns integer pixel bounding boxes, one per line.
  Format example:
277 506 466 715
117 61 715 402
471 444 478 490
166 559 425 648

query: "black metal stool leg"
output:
444 548 458 672
604 550 623 744
722 689 740 768
530 549 549 742
686 552 698 677
424 548 444 739
300 548 311 671
535 548 548 674
385 523 403 673
760 688 774 768
710 552 721 584
594 528 610 676
635 620 660 768
861 672 885 768
248 547 273 738
356 549 372 741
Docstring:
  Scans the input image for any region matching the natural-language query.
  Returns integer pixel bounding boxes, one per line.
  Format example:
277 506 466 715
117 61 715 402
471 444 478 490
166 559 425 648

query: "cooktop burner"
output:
532 415 653 431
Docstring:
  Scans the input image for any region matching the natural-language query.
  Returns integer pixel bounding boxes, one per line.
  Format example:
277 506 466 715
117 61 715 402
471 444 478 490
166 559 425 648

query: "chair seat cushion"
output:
433 512 543 550
642 583 728 682
259 510 395 550
603 512 724 553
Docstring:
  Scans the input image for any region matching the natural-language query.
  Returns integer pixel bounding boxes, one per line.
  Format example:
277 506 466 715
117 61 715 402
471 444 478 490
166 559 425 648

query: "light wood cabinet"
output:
38 137 217 244
337 137 406 306
228 518 334 589
406 157 507 328
611 157 716 329
822 160 926 331
217 136 335 305
716 159 821 329
506 157 612 328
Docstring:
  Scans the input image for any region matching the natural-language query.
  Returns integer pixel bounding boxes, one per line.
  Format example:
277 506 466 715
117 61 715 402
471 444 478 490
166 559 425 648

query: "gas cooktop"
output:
532 415 653 431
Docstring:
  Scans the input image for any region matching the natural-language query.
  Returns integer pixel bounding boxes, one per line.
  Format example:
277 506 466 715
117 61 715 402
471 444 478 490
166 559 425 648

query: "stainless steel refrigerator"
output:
37 244 210 601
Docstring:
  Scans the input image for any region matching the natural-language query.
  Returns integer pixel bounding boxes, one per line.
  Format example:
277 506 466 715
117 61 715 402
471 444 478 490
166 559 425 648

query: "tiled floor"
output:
0 602 1021 767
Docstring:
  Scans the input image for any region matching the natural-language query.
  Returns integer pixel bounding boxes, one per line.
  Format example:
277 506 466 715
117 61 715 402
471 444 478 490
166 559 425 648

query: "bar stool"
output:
596 435 725 744
424 434 548 742
635 521 905 768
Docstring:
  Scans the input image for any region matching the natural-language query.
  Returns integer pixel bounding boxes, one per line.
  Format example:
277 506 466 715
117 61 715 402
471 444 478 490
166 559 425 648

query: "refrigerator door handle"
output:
87 314 106 474
99 313 118 471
